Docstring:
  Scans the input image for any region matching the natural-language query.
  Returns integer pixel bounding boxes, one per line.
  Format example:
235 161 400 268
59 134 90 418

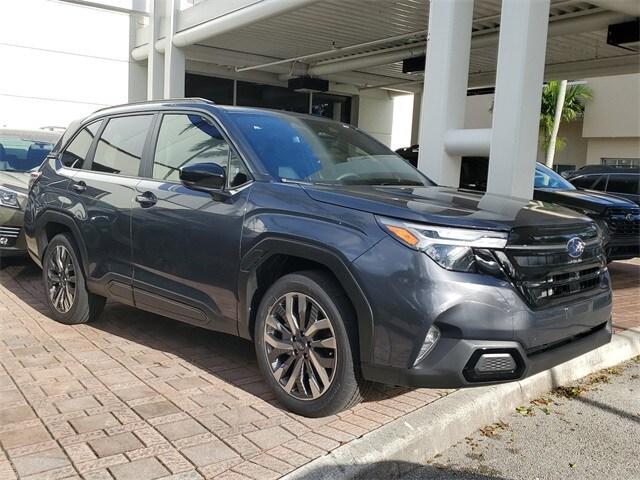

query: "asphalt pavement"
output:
399 357 640 480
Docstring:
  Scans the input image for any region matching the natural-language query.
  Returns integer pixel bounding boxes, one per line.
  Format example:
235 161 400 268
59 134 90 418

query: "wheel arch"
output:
238 238 374 365
35 211 88 274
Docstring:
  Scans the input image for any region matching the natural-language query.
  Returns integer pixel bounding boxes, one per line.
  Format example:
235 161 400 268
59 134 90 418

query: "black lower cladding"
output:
462 348 525 383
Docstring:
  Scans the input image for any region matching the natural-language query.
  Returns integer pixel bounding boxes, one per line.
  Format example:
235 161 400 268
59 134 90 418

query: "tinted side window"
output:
606 174 639 195
60 122 101 169
93 115 152 176
153 114 244 185
570 175 598 189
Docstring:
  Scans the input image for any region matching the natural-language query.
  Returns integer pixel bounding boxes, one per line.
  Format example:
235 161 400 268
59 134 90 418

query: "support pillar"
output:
164 0 185 98
410 91 422 145
147 0 164 100
487 0 550 199
128 0 147 102
417 0 474 186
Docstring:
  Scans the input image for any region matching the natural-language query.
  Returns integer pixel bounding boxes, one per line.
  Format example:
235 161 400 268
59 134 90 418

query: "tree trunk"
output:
545 79 567 169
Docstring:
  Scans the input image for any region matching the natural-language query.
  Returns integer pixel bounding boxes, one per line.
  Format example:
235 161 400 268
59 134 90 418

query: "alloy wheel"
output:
46 245 77 313
264 292 337 400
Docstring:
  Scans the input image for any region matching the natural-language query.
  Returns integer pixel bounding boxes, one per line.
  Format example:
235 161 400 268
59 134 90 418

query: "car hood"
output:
302 184 592 231
534 188 638 214
0 171 30 194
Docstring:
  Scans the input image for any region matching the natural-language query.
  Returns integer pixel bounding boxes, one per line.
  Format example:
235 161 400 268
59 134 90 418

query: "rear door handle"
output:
135 191 157 208
71 181 86 193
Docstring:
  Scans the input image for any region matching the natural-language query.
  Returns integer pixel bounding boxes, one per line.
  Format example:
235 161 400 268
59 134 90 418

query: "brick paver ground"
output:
0 258 637 479
0 261 451 480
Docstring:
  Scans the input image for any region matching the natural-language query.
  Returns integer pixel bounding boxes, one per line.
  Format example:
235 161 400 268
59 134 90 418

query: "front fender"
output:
236 182 385 364
237 237 377 365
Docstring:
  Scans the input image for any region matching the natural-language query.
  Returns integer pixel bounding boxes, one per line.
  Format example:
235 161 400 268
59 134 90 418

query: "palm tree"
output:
540 80 592 168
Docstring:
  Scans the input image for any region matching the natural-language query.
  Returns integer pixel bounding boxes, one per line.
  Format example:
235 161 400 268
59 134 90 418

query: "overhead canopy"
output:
132 0 640 93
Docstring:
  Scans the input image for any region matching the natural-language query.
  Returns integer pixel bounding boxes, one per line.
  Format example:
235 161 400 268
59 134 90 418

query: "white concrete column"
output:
128 0 147 102
164 0 185 98
487 0 551 199
410 91 422 145
417 0 474 186
147 0 164 100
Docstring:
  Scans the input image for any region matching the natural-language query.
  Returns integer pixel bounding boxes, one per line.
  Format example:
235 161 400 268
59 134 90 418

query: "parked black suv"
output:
564 165 640 205
25 100 612 416
396 147 639 261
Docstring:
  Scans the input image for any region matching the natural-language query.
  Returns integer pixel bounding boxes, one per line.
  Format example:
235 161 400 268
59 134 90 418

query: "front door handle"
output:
71 181 86 193
135 191 157 208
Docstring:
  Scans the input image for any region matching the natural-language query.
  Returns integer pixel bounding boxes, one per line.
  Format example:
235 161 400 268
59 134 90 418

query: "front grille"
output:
0 226 21 238
496 223 607 309
606 207 640 237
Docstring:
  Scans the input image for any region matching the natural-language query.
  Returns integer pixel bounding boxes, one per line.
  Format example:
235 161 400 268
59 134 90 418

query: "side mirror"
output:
179 162 226 192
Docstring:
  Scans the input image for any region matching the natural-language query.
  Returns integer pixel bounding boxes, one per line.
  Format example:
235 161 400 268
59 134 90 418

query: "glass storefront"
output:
185 73 352 124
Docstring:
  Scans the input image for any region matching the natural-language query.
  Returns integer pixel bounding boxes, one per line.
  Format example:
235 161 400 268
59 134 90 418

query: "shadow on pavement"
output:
295 460 508 479
0 259 414 406
574 394 640 424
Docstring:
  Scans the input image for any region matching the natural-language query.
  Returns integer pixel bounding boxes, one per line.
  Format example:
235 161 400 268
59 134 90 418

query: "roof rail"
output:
91 97 215 114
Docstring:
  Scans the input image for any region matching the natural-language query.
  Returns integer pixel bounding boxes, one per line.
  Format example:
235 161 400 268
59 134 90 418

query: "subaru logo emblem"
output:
566 237 585 259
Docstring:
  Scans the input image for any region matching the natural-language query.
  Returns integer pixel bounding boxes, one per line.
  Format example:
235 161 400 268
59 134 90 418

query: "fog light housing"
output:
413 325 440 366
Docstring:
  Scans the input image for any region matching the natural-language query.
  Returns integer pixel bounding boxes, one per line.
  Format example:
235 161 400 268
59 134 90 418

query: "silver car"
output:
0 129 61 260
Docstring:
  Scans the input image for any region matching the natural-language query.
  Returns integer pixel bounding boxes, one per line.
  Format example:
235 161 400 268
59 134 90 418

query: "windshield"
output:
0 135 55 172
230 111 434 187
534 163 575 190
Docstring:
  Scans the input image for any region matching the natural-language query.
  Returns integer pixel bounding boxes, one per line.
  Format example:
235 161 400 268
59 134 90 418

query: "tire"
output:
254 270 371 417
42 233 105 325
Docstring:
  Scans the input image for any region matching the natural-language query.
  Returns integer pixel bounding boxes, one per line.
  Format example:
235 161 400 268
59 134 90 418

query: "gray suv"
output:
24 100 612 417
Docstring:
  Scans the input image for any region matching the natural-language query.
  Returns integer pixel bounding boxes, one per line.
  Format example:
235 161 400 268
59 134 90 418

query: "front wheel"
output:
43 233 105 325
254 270 371 417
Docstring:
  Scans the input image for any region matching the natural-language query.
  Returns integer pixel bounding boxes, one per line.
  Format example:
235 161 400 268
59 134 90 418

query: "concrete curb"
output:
283 328 640 480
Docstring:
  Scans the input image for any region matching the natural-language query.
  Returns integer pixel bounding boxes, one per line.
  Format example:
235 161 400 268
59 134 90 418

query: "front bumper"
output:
362 319 611 388
0 207 26 257
606 236 639 261
353 236 613 389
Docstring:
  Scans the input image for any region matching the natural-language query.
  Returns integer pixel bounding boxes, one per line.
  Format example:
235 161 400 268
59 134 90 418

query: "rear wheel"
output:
254 270 370 417
43 233 105 325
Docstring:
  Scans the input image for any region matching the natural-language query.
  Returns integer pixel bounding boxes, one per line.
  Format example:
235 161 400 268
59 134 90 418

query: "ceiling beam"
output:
468 54 640 88
51 0 148 15
587 0 640 17
273 10 628 80
132 0 324 60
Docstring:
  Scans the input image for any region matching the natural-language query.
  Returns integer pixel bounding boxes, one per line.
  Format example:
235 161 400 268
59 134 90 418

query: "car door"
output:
67 114 154 304
131 111 252 334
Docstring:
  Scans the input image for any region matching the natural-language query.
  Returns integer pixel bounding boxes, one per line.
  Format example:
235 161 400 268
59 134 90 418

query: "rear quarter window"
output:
60 121 101 169
606 174 639 195
92 115 153 176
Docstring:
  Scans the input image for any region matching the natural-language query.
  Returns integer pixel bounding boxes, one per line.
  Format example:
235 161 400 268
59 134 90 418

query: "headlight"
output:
0 188 20 209
377 216 508 272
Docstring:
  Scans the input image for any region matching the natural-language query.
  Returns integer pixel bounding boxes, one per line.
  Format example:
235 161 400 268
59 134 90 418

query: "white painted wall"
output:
464 95 493 129
391 94 413 150
585 138 640 165
0 0 132 129
356 90 394 147
583 74 640 139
